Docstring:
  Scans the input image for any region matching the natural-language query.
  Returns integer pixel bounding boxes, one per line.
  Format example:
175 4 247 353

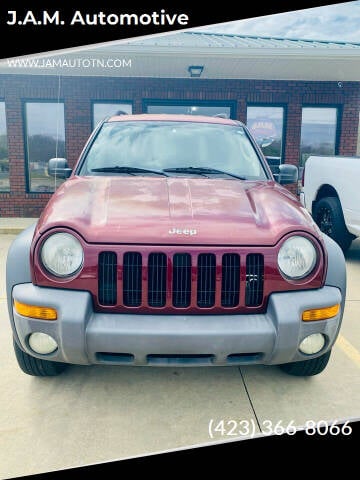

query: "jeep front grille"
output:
98 252 117 306
98 250 264 311
245 254 264 307
148 252 167 307
197 253 216 308
123 252 142 306
172 253 192 308
221 253 241 307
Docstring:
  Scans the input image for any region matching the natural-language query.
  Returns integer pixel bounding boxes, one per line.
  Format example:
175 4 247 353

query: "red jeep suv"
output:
6 114 346 376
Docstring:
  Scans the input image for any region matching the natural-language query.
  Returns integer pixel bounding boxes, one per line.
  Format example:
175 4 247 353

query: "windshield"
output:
78 121 268 180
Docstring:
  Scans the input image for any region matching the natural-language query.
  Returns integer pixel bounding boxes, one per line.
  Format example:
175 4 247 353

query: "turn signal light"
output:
14 300 57 320
302 304 340 321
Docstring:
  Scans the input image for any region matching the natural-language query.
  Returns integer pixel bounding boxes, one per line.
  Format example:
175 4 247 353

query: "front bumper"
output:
11 283 342 367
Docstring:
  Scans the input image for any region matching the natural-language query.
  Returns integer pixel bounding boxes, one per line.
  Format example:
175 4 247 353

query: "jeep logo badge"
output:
168 227 197 236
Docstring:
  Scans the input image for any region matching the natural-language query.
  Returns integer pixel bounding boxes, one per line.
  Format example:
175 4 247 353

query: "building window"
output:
357 112 360 156
93 102 132 127
24 102 66 193
300 107 338 166
0 102 9 192
247 106 284 165
145 101 235 119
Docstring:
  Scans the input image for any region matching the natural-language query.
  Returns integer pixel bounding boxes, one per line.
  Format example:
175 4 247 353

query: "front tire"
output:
13 339 68 376
313 196 353 253
279 350 331 376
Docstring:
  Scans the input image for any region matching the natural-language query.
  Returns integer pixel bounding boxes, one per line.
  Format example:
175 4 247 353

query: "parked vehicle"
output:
300 155 360 252
7 115 346 377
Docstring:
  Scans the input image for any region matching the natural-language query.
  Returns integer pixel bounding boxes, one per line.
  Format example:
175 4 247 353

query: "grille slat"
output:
197 253 216 308
221 253 240 307
123 252 142 306
98 252 117 306
173 253 192 308
245 254 264 306
148 253 167 307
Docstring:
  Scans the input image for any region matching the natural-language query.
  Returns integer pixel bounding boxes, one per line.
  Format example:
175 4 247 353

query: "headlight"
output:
278 236 317 279
40 232 84 277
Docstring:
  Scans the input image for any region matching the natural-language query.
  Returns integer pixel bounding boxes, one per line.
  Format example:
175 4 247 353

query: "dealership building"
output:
0 31 360 217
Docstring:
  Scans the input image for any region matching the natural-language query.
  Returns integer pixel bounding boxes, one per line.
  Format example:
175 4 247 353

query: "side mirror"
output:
48 158 72 179
278 164 298 185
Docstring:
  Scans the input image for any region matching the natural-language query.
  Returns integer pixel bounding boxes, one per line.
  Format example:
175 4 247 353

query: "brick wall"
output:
1 74 359 216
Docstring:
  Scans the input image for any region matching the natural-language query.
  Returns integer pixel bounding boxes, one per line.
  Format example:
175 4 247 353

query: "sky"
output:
199 1 360 43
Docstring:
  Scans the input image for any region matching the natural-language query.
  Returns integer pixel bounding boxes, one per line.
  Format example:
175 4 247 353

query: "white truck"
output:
300 155 360 252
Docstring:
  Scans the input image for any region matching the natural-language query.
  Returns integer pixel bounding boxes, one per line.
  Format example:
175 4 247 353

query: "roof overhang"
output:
1 41 360 81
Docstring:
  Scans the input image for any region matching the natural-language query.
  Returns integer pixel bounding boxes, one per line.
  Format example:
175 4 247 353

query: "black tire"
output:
313 196 353 253
279 350 331 376
13 338 68 377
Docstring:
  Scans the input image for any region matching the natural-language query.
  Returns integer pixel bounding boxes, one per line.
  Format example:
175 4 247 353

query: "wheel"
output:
279 350 331 376
313 196 353 253
13 338 68 376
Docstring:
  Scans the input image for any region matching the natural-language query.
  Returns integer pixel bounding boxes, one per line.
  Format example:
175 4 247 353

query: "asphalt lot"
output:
1 233 359 478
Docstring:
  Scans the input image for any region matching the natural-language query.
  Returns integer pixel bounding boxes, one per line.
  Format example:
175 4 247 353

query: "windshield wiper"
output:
91 166 169 176
163 167 246 180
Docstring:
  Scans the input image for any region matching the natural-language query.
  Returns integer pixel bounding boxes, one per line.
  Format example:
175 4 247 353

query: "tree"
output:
27 134 65 166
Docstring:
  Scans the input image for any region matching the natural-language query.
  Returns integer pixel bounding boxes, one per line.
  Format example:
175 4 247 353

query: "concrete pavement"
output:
0 218 38 235
0 231 359 479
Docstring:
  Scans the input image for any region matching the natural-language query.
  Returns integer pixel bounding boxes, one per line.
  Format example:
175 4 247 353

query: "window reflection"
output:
247 106 284 165
300 107 338 166
0 102 9 192
25 102 66 193
93 103 132 127
146 104 232 119
81 121 267 180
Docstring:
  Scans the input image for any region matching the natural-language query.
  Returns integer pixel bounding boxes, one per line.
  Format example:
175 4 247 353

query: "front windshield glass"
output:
79 121 268 180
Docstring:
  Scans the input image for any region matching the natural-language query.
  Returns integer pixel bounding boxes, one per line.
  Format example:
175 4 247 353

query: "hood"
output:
37 176 319 245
